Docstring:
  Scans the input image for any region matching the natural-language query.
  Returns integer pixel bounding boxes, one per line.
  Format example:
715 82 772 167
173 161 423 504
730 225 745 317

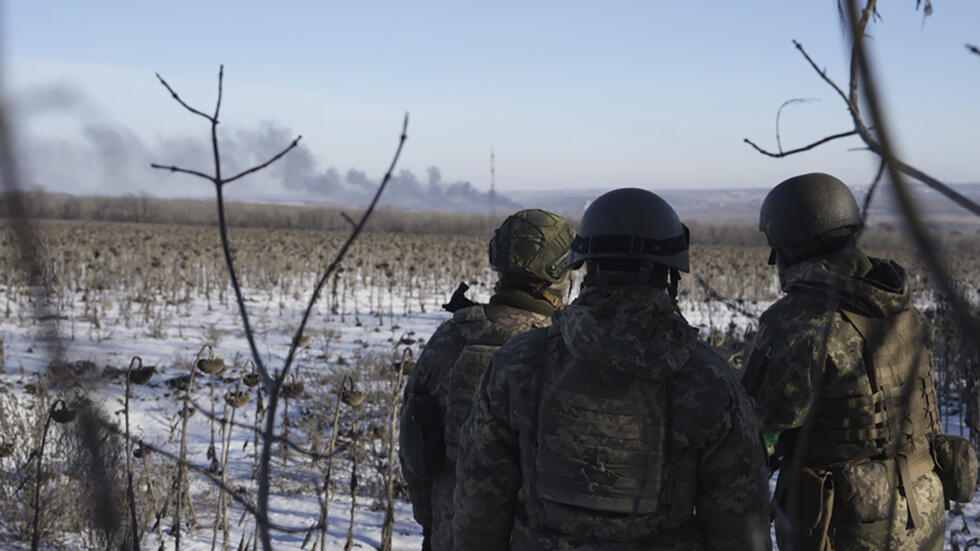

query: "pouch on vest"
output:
775 466 835 551
400 393 444 482
933 433 979 503
445 344 499 462
833 460 892 523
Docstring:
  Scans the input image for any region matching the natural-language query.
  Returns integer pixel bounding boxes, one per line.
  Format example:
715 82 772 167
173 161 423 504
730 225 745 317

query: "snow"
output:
0 266 976 550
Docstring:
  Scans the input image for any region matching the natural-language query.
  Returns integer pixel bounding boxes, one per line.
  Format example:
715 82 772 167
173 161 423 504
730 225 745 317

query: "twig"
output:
223 136 303 185
257 113 408 551
775 98 819 154
340 211 358 229
148 164 216 183
30 400 61 551
743 130 858 158
155 73 215 122
968 43 980 57
745 23 980 218
151 66 272 391
694 276 758 320
792 39 852 111
125 356 143 551
95 419 326 535
844 0 980 353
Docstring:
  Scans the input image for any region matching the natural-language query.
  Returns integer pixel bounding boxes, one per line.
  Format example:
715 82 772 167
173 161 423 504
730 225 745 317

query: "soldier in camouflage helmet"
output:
454 188 771 550
740 173 948 550
399 208 574 550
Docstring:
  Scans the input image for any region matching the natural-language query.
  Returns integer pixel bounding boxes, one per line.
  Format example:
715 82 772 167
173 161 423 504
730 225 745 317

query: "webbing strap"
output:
897 454 922 529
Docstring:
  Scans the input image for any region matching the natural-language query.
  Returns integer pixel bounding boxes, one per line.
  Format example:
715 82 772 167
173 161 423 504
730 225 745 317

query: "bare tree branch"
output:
96 420 329 535
149 163 217 183
340 211 358 229
792 39 852 109
968 43 980 56
745 11 980 219
775 98 819 153
256 112 409 551
694 276 758 320
844 0 980 351
223 135 303 185
155 73 215 122
743 130 858 158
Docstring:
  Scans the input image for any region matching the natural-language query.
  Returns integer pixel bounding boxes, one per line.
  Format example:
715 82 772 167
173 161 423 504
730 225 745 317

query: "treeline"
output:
1 191 975 251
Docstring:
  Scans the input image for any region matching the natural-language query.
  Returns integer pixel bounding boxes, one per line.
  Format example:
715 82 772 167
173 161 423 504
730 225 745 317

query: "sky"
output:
2 1 978 207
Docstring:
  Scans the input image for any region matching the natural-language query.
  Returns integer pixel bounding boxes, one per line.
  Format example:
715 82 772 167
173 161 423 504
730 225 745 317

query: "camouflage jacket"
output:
399 291 550 548
454 286 771 551
740 253 939 457
740 253 945 550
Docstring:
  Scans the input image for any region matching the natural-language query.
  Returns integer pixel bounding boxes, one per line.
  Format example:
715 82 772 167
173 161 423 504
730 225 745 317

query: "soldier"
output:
454 188 771 550
740 173 952 550
399 208 574 551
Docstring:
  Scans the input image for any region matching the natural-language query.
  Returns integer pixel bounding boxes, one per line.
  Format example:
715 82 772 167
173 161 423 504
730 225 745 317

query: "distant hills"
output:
506 183 980 224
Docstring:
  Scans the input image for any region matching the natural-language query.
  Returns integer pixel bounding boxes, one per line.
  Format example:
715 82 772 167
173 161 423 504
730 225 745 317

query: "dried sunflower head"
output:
341 388 367 408
129 366 155 385
51 402 76 424
224 390 251 408
280 382 304 399
196 358 226 376
242 372 262 388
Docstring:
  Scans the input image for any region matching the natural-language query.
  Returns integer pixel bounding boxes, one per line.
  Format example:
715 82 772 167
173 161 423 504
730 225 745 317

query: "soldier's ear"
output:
767 249 777 266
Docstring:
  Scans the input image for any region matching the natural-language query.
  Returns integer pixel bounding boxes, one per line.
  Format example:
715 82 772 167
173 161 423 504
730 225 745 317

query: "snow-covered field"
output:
0 256 976 550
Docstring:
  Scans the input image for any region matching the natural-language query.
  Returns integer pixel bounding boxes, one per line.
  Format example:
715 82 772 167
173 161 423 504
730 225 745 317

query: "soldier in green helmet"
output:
454 188 771 550
399 208 574 551
740 172 976 550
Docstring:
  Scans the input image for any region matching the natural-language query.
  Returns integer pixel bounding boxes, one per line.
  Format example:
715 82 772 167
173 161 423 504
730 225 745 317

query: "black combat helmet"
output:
760 173 862 264
569 188 690 272
489 208 574 285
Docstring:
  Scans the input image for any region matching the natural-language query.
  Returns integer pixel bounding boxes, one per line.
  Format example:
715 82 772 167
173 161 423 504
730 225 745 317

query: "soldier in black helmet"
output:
454 188 771 550
399 208 574 550
741 172 975 550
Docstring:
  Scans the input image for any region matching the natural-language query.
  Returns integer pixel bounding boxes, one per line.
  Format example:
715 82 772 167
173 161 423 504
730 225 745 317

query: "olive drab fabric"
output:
399 301 549 551
740 252 946 551
444 304 548 461
489 208 575 285
455 286 772 551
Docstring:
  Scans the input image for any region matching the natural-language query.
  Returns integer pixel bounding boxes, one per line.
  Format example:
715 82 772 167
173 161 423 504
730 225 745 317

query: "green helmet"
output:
569 188 690 272
760 173 863 251
489 209 574 285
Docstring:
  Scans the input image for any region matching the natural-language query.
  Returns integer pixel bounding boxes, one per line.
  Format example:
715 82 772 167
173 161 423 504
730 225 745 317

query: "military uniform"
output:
454 286 771 551
741 253 945 551
741 172 953 550
401 298 551 549
399 209 573 551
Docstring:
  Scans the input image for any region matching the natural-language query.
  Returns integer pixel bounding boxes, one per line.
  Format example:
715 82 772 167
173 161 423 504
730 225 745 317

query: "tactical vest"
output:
808 308 940 463
444 304 546 462
528 331 671 538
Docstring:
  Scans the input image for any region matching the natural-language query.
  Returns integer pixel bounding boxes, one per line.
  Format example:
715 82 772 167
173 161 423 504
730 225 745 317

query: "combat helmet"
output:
488 208 574 285
569 188 690 272
760 173 862 264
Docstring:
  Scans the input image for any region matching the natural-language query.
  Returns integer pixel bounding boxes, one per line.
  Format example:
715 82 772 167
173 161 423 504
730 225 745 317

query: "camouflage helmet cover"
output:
760 172 863 250
489 208 574 285
568 188 690 272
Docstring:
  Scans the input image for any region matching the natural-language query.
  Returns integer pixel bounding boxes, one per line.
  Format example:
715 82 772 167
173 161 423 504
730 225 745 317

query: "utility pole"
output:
489 148 496 219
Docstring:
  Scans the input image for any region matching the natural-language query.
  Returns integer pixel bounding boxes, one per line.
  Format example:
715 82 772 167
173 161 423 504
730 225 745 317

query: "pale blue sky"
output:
3 1 978 200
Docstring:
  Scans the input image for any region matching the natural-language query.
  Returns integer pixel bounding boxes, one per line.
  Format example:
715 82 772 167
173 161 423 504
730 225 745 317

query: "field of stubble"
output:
0 219 977 550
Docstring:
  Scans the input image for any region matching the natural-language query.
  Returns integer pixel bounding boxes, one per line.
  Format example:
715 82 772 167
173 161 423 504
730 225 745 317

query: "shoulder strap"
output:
839 309 879 390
